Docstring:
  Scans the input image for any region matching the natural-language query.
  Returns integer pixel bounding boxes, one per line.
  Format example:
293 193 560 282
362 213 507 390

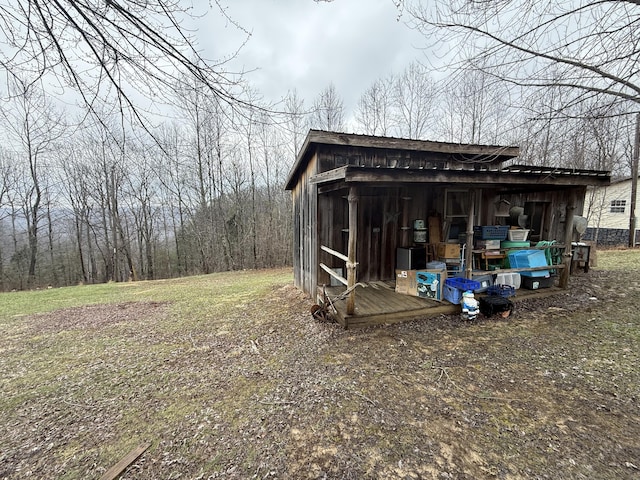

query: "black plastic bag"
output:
479 295 514 318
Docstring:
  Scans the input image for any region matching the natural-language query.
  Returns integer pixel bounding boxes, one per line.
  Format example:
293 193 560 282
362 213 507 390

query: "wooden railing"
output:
319 243 360 316
319 187 359 316
319 245 349 287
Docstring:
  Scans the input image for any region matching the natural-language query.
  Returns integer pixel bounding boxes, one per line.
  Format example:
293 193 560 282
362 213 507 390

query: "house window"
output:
610 199 626 213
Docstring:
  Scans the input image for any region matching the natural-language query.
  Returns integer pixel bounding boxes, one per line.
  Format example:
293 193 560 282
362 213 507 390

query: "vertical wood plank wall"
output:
291 152 319 297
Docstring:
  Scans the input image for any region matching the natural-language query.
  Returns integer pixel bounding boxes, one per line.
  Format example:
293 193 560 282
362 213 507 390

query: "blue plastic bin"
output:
443 278 481 304
473 225 509 240
507 249 550 277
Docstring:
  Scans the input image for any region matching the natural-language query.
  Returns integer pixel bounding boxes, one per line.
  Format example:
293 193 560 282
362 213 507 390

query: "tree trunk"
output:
629 113 639 248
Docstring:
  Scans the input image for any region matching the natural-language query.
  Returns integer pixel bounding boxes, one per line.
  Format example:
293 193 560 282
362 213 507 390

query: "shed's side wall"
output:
291 152 318 297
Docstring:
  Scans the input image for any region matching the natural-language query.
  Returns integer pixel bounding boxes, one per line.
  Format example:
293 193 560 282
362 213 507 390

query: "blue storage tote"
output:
507 249 550 277
473 225 509 240
443 277 481 304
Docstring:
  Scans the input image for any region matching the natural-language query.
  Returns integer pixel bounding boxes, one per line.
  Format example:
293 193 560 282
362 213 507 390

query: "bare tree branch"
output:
404 0 640 112
0 0 256 128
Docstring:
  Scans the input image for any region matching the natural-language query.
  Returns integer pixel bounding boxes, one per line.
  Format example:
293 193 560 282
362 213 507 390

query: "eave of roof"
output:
609 174 640 185
285 130 521 190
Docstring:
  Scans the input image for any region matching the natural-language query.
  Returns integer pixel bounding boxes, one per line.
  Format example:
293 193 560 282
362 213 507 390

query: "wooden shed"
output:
285 130 611 327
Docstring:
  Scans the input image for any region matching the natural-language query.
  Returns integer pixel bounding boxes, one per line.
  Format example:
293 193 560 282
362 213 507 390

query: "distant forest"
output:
0 60 636 291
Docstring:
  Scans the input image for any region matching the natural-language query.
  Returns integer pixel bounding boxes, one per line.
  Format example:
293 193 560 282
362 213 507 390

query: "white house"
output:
585 176 639 246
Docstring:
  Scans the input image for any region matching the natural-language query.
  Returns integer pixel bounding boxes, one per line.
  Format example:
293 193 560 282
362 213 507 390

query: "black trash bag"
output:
479 295 514 318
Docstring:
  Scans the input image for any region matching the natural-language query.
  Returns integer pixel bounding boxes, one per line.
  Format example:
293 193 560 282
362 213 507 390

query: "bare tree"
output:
283 89 308 161
393 62 435 139
435 65 513 144
123 141 160 280
59 147 95 284
355 75 396 136
0 76 65 286
404 1 640 112
310 83 345 132
0 147 17 289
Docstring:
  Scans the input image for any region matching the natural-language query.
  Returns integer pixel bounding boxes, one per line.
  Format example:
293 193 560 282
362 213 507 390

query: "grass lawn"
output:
1 252 639 479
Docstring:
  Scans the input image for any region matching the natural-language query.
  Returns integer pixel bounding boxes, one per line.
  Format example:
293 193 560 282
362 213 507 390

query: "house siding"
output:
585 178 639 246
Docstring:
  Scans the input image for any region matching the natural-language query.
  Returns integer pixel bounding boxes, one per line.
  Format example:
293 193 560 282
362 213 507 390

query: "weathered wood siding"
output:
318 146 451 171
291 151 319 296
488 189 587 242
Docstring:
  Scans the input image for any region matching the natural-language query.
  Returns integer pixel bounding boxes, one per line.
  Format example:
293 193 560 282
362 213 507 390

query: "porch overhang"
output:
310 165 611 189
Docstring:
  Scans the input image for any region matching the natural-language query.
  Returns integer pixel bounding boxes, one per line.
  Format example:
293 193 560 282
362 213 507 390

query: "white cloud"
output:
194 0 428 125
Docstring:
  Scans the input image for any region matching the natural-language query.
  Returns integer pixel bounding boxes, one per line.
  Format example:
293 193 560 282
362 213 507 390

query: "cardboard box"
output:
416 269 447 301
395 269 417 296
437 242 460 259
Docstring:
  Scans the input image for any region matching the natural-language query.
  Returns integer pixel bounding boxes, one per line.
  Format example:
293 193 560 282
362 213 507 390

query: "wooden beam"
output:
309 166 347 185
343 167 610 187
346 187 358 318
465 190 475 279
400 191 411 247
100 443 151 480
559 191 577 289
304 130 520 159
629 113 639 247
489 264 565 274
319 262 348 286
320 245 349 263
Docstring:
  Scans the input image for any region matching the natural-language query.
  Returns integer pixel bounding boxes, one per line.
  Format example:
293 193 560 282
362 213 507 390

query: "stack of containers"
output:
494 271 521 289
501 228 531 268
473 225 509 289
413 219 427 244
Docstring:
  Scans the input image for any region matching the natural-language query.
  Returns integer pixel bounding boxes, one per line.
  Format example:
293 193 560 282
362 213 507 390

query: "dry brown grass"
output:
1 257 639 479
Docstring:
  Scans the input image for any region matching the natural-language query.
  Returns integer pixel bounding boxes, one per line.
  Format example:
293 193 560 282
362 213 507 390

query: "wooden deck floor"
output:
322 281 565 328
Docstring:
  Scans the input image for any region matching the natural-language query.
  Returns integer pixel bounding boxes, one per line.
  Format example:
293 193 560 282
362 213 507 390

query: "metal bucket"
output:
414 228 427 243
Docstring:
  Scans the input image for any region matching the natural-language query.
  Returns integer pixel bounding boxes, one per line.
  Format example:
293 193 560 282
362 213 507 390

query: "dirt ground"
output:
1 267 639 479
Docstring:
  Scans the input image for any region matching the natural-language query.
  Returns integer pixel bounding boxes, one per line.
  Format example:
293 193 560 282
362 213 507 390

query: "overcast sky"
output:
195 0 428 125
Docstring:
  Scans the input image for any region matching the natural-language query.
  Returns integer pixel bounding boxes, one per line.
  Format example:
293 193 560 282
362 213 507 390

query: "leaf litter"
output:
1 268 639 479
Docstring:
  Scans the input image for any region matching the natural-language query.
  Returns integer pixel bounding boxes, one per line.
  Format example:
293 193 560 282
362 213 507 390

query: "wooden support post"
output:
400 190 411 247
346 187 358 317
465 190 476 279
559 191 577 289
